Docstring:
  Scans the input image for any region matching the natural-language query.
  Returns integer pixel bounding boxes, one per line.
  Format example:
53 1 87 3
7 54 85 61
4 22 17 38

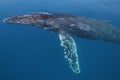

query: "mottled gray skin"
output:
4 12 120 45
3 12 120 74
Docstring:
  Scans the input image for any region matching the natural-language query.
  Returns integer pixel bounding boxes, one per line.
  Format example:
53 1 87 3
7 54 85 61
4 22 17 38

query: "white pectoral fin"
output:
58 31 80 73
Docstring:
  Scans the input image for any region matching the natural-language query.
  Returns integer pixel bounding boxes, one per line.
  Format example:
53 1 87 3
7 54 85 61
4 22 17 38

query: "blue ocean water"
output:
0 0 120 80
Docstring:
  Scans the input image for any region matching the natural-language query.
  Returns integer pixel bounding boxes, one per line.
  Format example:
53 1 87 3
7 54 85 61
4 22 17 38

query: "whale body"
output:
4 12 120 73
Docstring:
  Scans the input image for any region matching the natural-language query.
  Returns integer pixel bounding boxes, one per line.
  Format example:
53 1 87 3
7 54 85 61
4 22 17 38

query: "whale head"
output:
4 12 51 25
3 12 59 30
4 12 71 32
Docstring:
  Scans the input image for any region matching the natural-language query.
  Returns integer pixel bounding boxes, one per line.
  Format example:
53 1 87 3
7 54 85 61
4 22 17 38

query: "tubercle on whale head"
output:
3 13 50 25
3 12 62 31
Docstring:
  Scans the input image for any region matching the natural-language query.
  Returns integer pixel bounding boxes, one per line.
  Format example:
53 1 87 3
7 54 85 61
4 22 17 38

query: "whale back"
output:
3 12 120 45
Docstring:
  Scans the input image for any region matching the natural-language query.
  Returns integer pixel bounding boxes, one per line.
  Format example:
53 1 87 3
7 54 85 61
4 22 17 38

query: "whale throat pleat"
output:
58 31 80 73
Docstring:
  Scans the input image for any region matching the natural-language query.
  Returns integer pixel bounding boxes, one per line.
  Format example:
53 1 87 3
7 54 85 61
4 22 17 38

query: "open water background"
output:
0 0 120 80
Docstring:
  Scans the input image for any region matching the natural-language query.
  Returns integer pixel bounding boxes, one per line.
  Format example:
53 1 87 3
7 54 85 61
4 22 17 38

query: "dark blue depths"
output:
0 0 120 80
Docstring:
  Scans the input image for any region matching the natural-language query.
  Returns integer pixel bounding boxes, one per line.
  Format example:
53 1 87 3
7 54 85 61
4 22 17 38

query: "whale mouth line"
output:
3 18 9 23
3 18 15 23
3 18 25 25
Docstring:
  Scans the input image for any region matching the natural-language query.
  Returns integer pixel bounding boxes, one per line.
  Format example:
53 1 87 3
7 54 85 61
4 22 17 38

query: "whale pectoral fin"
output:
58 31 80 73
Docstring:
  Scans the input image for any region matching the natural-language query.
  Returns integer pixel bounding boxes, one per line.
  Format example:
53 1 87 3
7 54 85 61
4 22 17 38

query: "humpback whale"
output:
3 12 120 73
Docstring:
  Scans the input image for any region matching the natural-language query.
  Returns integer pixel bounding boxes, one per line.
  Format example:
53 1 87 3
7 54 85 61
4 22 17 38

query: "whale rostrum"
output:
4 12 120 73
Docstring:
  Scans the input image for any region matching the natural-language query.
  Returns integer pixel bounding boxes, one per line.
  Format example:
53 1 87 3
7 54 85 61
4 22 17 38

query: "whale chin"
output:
3 17 31 25
3 17 24 24
3 18 15 23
